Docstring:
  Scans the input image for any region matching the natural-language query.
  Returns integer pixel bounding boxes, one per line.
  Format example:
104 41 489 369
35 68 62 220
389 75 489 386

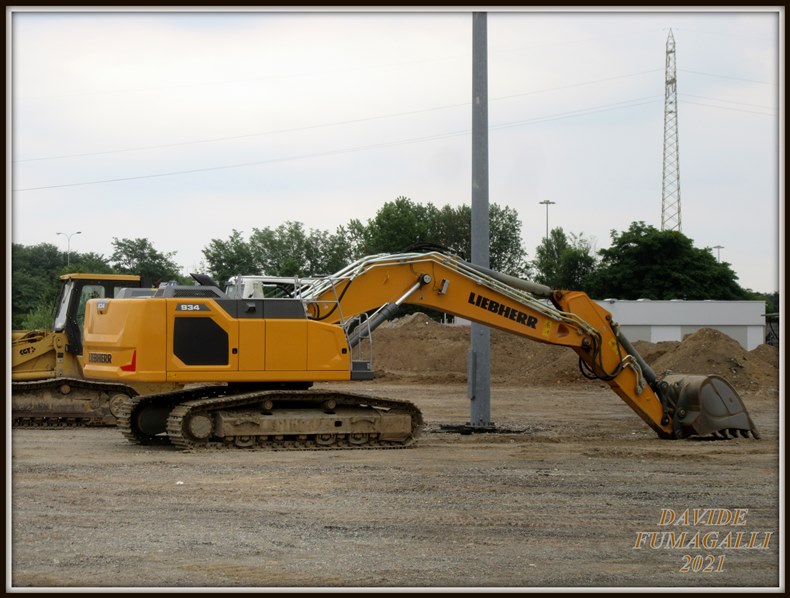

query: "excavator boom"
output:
302 251 758 440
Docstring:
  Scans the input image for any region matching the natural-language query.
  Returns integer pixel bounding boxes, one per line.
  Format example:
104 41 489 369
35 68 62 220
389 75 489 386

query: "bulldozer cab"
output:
53 274 143 355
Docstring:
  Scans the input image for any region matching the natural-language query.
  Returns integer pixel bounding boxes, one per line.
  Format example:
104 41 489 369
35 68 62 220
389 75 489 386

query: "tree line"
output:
11 196 777 329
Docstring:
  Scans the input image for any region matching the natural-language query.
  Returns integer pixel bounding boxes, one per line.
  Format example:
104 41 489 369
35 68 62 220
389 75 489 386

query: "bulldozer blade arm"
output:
663 374 760 440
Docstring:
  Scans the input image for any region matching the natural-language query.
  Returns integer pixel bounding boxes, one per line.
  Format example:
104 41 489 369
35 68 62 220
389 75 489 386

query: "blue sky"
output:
8 7 783 293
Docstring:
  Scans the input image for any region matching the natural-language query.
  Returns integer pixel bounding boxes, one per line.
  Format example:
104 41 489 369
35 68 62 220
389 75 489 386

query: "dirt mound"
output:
373 313 469 383
649 328 779 393
379 312 440 329
371 317 779 393
750 342 780 369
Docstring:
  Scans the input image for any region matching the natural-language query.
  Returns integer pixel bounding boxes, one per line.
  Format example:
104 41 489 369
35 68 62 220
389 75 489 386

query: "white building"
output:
451 300 767 351
596 299 767 351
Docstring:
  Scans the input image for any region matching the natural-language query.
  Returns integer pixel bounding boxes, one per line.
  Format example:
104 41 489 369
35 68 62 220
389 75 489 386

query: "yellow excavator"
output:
81 251 759 449
11 273 172 427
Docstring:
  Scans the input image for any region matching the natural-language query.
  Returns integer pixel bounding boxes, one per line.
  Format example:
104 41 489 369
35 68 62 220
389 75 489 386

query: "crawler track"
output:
117 386 424 451
12 377 138 428
116 386 230 446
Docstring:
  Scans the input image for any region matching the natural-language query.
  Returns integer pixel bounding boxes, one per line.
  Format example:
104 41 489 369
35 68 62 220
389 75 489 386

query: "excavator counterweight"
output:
82 251 759 449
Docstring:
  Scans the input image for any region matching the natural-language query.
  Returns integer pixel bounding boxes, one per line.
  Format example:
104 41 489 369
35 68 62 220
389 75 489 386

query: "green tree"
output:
247 222 353 277
762 291 779 314
110 237 184 286
344 218 370 259
359 196 440 254
586 222 750 300
12 270 59 330
11 243 66 329
249 222 310 276
195 197 530 283
532 228 597 290
202 229 256 283
65 252 113 275
18 300 58 330
434 203 471 259
304 227 354 275
489 204 530 278
351 197 529 277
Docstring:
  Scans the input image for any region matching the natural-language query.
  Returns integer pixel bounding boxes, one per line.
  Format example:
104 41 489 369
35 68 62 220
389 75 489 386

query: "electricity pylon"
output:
661 29 682 232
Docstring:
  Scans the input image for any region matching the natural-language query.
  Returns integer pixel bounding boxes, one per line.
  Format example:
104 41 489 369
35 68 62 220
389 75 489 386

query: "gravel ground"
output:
8 382 782 591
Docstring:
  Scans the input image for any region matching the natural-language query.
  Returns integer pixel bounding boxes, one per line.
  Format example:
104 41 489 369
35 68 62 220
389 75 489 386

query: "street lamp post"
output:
712 245 724 262
56 231 82 266
539 200 556 240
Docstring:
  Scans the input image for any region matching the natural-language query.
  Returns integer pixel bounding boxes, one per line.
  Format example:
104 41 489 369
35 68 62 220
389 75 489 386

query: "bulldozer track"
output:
12 377 139 428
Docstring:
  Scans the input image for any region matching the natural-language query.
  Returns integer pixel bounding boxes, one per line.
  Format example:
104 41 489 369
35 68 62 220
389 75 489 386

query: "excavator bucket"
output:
662 374 760 439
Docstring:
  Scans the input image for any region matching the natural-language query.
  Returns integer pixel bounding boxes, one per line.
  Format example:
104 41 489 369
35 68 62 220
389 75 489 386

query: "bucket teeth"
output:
662 374 759 440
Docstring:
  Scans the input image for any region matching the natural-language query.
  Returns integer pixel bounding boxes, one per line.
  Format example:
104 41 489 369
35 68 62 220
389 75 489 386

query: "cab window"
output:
76 285 106 338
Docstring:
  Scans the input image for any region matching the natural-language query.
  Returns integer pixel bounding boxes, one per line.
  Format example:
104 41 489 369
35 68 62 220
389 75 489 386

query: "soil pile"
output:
372 313 779 392
649 327 779 393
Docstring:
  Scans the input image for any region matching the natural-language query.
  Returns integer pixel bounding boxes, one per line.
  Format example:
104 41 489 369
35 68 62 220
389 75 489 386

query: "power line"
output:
492 96 660 130
12 95 662 193
16 69 660 163
13 67 776 191
13 103 468 163
679 98 776 116
679 68 775 86
494 69 659 102
678 92 775 111
13 131 469 192
18 67 771 165
13 91 773 193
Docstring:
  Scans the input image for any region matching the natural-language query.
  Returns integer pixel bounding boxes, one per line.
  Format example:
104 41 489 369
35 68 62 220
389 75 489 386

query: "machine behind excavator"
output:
81 251 759 449
11 273 170 427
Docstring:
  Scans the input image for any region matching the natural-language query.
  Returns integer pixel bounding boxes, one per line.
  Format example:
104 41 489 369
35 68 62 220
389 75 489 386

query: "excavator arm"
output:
303 251 758 440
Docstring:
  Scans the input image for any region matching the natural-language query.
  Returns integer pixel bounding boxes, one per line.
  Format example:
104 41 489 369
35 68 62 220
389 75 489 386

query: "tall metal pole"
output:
660 29 681 232
56 231 82 266
539 200 555 240
468 12 492 429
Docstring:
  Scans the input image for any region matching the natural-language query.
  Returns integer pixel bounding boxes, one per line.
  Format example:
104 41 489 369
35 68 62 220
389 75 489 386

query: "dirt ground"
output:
8 323 783 591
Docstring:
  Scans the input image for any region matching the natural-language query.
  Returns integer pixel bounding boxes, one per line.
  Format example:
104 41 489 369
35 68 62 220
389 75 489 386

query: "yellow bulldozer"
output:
11 273 172 427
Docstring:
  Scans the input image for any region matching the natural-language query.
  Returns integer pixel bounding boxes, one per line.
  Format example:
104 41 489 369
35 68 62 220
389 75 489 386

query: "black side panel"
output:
173 317 229 365
214 300 239 318
263 300 306 319
214 299 306 320
235 300 264 319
